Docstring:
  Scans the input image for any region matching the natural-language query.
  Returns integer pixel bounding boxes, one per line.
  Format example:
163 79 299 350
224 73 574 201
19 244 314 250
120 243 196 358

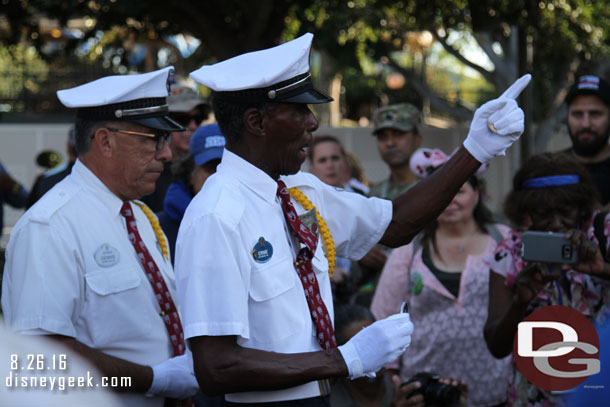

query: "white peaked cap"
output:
57 66 174 107
190 33 332 104
56 67 184 132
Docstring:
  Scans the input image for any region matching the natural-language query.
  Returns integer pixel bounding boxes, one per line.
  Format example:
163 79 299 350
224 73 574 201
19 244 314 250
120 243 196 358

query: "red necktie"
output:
121 202 186 356
277 181 337 350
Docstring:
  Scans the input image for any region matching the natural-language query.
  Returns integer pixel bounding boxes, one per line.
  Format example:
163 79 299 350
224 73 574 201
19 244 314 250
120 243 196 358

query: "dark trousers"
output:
223 396 330 407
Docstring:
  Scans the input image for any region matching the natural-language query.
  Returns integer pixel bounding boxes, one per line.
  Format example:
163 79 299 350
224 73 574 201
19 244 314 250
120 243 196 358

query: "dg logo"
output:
514 305 601 391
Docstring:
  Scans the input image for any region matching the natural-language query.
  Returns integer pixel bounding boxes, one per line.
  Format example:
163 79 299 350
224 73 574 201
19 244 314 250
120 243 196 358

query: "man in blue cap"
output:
2 67 199 406
176 32 531 406
157 123 225 263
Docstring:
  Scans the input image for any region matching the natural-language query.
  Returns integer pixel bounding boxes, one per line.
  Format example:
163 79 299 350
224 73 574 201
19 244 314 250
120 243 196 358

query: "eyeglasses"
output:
105 127 172 151
169 112 205 127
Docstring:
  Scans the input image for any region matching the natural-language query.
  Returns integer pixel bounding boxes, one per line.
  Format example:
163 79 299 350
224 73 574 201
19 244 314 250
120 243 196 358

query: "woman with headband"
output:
484 152 610 407
371 148 511 407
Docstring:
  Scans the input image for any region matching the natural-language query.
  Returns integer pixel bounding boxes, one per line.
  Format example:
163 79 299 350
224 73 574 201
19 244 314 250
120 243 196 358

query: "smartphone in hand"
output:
521 231 578 264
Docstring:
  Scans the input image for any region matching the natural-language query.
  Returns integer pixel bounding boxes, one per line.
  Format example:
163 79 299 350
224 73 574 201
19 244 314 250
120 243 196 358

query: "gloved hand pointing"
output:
338 313 414 379
463 74 532 164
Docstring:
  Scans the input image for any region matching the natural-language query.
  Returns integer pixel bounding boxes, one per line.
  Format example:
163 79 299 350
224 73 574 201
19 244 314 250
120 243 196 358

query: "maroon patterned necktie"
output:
276 181 337 350
120 201 186 356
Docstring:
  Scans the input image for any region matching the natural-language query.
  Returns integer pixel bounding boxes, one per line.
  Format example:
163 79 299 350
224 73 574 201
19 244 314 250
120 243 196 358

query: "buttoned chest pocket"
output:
248 257 301 344
84 268 153 347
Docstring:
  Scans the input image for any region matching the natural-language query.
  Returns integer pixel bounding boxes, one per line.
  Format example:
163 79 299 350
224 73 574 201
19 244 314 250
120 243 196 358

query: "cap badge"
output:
94 243 120 268
252 237 273 263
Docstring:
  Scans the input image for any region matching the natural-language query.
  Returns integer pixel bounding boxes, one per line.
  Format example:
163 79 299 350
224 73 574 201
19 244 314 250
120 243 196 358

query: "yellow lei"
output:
288 187 336 279
132 201 169 261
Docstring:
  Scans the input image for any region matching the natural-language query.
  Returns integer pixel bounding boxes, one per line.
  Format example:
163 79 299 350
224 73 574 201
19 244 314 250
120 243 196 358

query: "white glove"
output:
338 313 414 379
146 354 199 399
463 74 532 163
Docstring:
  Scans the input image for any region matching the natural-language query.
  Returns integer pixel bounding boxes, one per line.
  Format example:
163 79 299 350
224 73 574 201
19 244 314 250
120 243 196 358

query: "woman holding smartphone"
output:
371 148 510 407
484 152 610 407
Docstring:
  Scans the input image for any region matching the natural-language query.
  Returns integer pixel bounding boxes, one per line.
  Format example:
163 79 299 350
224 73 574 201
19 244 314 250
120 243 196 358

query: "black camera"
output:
404 372 460 407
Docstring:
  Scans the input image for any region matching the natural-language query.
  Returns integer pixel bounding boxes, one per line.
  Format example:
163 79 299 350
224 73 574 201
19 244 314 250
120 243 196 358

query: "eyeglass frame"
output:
104 127 172 151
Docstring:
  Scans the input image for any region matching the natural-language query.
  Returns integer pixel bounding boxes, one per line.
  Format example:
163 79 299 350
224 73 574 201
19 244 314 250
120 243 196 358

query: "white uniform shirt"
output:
175 150 391 400
2 159 176 407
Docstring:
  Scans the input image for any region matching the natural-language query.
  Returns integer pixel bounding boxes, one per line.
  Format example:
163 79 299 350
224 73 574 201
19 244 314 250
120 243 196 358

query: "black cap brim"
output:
212 73 333 104
281 87 333 104
130 116 185 132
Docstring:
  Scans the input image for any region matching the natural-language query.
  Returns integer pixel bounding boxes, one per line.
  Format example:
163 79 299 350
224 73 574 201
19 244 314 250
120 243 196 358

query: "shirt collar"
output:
71 159 126 216
218 150 279 203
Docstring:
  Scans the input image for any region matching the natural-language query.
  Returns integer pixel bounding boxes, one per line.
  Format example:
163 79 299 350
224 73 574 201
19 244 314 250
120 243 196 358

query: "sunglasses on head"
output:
169 112 206 127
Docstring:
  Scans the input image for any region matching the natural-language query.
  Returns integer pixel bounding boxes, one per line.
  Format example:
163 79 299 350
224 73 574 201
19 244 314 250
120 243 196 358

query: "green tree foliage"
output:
294 0 610 150
3 0 610 152
0 43 48 111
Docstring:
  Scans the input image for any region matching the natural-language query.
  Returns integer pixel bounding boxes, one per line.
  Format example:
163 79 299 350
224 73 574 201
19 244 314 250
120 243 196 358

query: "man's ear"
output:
92 127 115 158
244 108 265 137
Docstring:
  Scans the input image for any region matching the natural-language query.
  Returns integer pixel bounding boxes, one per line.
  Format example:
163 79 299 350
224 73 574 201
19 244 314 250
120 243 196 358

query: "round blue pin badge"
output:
252 237 273 263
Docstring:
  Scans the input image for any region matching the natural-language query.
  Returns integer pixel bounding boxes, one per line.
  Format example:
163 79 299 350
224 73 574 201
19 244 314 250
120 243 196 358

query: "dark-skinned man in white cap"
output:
176 32 531 406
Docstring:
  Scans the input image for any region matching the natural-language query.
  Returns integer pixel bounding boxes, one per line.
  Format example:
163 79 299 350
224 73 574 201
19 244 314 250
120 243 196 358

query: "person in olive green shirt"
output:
369 103 423 201
351 104 424 305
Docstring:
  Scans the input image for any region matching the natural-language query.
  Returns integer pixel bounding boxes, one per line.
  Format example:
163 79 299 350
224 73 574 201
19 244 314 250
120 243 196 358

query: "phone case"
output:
521 231 578 264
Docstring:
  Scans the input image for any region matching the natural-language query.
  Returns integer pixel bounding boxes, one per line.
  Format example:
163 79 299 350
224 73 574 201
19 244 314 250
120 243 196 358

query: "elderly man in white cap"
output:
176 32 531 406
2 67 199 406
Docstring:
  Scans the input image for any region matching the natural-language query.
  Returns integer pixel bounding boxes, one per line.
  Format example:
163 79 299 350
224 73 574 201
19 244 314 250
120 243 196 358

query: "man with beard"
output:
564 74 610 205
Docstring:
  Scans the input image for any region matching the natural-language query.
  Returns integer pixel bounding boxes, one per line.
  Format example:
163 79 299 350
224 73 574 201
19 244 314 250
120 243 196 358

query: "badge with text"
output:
93 244 120 268
514 305 600 391
252 237 273 263
299 209 319 239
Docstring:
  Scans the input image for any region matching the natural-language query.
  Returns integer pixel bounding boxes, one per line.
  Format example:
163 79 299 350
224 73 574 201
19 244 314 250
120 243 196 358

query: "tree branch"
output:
432 30 494 83
387 58 474 121
475 31 512 88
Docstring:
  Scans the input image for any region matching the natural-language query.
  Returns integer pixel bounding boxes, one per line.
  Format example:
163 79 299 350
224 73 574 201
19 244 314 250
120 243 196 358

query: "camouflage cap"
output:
372 103 421 135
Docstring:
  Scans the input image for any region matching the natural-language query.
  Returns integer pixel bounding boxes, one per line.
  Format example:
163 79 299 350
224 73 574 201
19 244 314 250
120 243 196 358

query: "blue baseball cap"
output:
189 123 225 166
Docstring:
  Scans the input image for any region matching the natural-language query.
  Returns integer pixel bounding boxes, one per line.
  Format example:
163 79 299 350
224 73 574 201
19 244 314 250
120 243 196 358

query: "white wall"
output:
0 124 72 246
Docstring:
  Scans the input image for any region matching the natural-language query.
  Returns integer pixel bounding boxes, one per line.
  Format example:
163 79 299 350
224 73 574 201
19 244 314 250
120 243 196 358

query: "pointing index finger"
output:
500 74 532 99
